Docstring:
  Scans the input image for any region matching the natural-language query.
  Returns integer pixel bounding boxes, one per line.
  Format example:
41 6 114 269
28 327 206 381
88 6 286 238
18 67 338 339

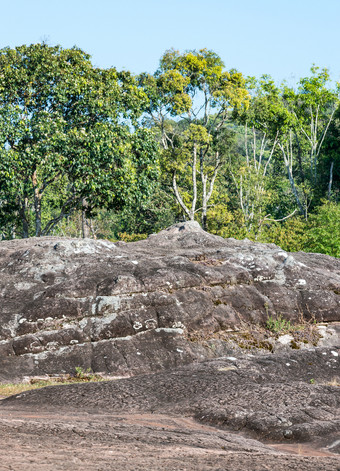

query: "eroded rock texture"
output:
1 348 339 469
4 348 339 443
1 221 339 381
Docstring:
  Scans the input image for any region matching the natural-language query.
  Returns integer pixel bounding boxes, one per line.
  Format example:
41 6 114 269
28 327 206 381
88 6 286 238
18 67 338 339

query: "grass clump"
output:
266 315 291 333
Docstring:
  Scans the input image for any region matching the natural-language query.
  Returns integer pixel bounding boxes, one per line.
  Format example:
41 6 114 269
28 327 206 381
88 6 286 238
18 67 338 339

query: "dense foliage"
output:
0 44 159 238
0 44 339 257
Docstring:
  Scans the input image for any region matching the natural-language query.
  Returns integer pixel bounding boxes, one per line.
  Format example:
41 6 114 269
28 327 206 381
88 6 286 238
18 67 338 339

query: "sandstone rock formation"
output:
1 347 339 470
4 347 339 444
1 222 340 469
0 221 339 381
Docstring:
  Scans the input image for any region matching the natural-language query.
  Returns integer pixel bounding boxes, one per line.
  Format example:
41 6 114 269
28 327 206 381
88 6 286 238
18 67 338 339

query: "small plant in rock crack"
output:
74 366 95 380
266 315 291 334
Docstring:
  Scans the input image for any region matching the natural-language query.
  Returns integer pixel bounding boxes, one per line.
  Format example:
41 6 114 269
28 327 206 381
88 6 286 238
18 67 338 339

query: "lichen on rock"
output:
0 222 339 381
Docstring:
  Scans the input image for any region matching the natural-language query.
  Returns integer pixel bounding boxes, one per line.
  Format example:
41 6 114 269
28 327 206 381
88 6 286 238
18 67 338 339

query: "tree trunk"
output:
200 148 207 231
278 142 306 217
34 193 42 237
19 198 29 238
32 171 42 237
171 143 198 222
328 161 334 200
172 173 193 220
285 162 306 217
200 150 220 232
201 212 207 231
190 143 197 220
201 197 207 230
81 199 91 238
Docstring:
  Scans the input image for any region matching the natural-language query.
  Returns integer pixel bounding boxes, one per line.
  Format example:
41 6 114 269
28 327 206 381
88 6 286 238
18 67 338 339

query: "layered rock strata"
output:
0 221 339 380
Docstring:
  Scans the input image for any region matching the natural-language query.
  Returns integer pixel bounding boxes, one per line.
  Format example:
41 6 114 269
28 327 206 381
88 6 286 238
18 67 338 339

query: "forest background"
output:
0 1 339 257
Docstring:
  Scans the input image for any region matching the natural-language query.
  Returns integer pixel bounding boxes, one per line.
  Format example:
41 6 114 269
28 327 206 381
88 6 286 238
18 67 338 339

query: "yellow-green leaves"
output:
140 48 250 228
183 124 212 145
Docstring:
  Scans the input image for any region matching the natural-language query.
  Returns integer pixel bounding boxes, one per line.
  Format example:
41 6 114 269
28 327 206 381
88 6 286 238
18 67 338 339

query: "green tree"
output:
320 103 340 201
140 49 249 230
271 68 339 218
0 43 159 238
233 70 339 220
282 67 339 186
228 77 298 237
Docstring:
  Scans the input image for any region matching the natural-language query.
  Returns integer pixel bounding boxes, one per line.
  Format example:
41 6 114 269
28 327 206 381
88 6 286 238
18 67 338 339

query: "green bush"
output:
305 201 340 257
258 217 308 252
117 232 148 242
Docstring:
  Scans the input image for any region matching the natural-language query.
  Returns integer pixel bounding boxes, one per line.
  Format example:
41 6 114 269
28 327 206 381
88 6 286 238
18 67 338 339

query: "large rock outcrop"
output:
0 221 339 381
1 223 340 469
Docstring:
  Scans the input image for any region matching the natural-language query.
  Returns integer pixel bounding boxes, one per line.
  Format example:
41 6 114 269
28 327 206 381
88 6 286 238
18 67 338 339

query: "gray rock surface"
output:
0 221 340 381
1 347 339 469
1 222 340 470
3 347 339 443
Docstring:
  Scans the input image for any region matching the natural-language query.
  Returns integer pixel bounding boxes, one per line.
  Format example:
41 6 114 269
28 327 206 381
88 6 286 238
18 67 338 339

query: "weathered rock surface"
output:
1 347 339 469
3 348 339 443
1 223 340 469
0 409 338 470
0 221 340 381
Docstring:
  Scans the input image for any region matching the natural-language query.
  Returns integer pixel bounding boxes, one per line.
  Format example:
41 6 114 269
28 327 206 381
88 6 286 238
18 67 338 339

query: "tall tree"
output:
140 49 249 230
235 71 339 219
282 67 339 185
0 44 159 238
230 79 283 234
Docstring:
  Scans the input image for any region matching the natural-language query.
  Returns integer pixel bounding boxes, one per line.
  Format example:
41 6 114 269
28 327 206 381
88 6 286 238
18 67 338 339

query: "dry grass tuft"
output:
0 381 60 398
0 370 109 399
326 377 340 387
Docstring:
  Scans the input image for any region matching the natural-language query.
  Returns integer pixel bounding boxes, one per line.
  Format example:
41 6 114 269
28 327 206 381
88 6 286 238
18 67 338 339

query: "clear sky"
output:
1 0 340 85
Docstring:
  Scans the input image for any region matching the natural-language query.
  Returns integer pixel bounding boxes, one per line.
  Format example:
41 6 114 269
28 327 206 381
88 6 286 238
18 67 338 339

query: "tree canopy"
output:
140 48 250 229
0 44 339 258
0 43 159 238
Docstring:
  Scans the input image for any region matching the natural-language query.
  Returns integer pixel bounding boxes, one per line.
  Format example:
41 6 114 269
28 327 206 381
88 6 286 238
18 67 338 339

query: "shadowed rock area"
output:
1 221 340 381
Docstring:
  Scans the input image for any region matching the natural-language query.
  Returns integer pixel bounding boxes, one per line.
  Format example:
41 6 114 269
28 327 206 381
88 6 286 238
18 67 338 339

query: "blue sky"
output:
1 0 340 84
